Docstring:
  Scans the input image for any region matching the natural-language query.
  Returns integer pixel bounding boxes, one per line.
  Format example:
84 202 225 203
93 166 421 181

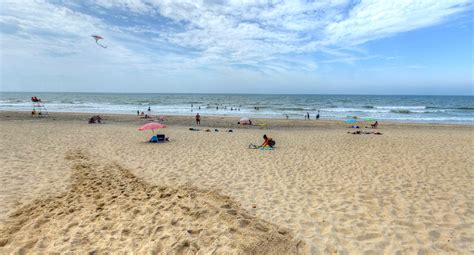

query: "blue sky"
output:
0 0 472 95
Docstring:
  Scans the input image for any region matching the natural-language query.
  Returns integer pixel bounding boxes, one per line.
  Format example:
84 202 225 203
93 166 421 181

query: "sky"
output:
0 0 473 95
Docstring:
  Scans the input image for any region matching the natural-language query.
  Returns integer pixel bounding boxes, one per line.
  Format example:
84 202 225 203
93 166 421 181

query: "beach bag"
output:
149 136 158 143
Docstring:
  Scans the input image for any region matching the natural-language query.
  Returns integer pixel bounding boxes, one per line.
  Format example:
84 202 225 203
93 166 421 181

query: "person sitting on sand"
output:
261 134 275 148
88 115 102 124
371 121 379 128
248 135 275 149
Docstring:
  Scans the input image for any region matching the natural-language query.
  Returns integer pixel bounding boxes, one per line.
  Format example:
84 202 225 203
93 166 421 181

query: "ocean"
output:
1 92 473 124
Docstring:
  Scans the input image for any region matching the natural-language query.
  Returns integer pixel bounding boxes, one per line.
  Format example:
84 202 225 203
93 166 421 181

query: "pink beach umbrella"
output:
138 122 166 133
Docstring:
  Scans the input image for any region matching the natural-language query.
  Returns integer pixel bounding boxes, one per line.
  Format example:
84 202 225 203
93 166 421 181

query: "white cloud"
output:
324 0 472 45
0 0 472 91
87 0 471 70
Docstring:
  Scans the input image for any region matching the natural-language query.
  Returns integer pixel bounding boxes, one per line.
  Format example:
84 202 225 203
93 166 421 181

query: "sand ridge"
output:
0 149 305 254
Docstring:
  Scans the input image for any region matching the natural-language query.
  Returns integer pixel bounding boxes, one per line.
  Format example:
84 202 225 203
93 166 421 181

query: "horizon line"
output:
1 91 473 97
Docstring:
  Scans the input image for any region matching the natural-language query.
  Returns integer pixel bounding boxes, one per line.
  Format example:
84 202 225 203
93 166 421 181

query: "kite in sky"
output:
91 35 107 48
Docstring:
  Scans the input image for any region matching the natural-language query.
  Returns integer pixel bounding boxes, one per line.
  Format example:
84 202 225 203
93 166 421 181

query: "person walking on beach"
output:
195 113 201 125
307 112 310 120
316 110 320 120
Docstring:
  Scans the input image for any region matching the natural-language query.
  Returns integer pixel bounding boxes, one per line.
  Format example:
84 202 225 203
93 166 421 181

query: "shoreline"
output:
1 110 473 129
2 93 473 126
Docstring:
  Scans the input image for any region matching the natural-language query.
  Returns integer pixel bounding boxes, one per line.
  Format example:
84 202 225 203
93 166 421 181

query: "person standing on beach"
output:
316 110 320 120
195 113 201 125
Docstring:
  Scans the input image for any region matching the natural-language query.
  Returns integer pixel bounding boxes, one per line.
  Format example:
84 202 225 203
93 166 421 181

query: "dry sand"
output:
0 111 473 254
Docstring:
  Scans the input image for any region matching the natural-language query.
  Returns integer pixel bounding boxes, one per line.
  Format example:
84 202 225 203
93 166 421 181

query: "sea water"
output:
1 92 473 124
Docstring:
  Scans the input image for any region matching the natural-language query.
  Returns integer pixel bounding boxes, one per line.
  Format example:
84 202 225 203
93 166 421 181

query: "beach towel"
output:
248 144 274 150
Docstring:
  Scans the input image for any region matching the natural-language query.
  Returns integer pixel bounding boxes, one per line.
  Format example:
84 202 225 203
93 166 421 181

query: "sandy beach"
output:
0 111 473 254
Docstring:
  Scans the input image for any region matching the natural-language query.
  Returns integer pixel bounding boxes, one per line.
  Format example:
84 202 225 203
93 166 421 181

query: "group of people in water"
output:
140 103 327 122
191 103 242 112
136 106 152 119
304 111 320 120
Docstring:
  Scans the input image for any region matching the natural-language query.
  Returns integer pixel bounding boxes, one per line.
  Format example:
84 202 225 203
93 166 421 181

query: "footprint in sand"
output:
356 233 382 242
0 149 305 254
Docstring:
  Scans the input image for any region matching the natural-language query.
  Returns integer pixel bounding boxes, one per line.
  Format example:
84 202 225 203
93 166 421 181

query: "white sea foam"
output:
374 106 426 110
1 93 472 124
